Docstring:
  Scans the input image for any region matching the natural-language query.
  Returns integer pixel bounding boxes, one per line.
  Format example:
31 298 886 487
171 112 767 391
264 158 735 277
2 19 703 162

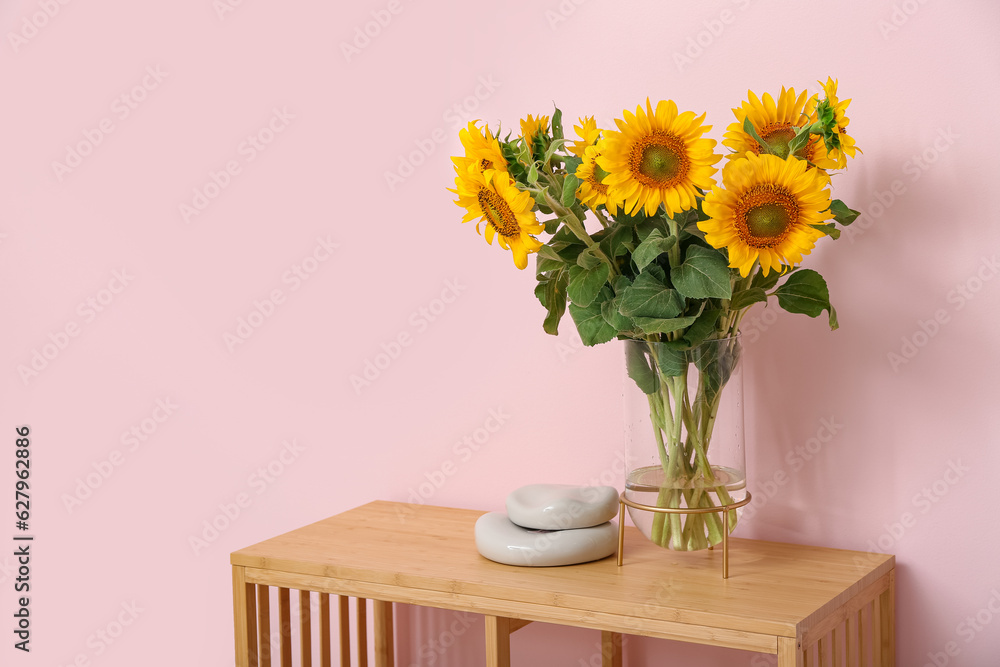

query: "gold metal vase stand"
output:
616 491 753 579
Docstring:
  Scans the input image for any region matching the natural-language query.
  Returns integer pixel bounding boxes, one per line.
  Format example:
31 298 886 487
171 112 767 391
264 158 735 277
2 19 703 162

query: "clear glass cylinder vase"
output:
623 335 747 552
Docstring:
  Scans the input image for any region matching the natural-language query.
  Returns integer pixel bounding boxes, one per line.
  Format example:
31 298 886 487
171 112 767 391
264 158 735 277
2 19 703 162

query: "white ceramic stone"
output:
506 484 619 530
474 512 617 567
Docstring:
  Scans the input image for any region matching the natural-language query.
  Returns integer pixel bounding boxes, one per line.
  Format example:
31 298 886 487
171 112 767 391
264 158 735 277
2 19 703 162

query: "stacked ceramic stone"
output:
474 484 619 567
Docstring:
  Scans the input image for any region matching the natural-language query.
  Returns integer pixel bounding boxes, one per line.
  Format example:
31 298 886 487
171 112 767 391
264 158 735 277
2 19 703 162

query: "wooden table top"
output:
231 501 893 647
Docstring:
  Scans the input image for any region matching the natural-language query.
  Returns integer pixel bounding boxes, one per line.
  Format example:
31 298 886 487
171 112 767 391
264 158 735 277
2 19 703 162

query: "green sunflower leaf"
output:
601 295 636 335
743 116 774 155
569 294 616 347
625 343 660 394
670 245 733 300
643 263 668 284
632 314 700 335
786 125 812 158
596 223 634 259
814 223 841 240
533 280 546 306
535 255 563 273
536 244 563 262
537 268 568 335
655 345 687 377
682 306 722 347
544 138 568 167
543 216 561 234
676 208 706 239
561 174 581 207
550 224 582 244
567 262 611 308
634 217 661 242
729 287 767 310
632 229 677 273
515 138 531 166
611 209 650 228
691 339 741 400
552 107 564 141
576 246 603 270
548 230 585 264
527 163 539 184
829 199 860 226
751 268 784 292
774 269 838 330
619 272 684 319
611 275 633 294
564 156 583 175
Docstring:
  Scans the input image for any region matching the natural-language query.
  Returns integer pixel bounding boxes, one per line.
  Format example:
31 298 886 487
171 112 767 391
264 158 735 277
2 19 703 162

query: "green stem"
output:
540 187 620 279
664 215 682 268
646 332 746 549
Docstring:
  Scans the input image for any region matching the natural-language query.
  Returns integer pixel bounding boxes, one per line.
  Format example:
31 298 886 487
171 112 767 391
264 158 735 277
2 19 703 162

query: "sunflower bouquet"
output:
450 79 860 551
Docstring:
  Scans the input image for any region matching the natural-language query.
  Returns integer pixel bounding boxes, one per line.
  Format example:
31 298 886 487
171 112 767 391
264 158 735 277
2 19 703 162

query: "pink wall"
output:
3 0 999 665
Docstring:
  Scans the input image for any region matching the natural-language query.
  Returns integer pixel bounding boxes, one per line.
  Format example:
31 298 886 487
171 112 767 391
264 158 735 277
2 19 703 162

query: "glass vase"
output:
623 335 747 551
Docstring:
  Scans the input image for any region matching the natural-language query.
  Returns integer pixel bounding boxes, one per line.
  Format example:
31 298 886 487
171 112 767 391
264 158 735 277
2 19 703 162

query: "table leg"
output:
777 636 803 667
300 591 312 667
374 600 394 667
338 596 351 667
601 631 622 667
319 594 331 667
484 615 511 667
356 598 368 667
879 572 895 666
258 585 271 667
233 566 258 667
279 588 292 667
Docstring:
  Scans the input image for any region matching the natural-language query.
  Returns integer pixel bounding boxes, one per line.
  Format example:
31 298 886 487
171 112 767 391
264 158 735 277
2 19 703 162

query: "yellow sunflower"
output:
451 121 507 175
520 114 550 148
568 116 601 157
452 168 543 270
574 144 618 214
722 88 837 170
699 153 833 277
597 99 720 218
806 78 861 169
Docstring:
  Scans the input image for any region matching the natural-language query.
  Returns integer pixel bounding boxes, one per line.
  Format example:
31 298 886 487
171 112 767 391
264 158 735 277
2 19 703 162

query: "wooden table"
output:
232 501 895 666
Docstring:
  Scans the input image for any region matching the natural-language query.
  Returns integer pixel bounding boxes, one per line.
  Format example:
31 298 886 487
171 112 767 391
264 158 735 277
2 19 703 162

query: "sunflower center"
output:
630 132 689 188
477 187 519 238
746 203 790 238
479 158 493 170
589 161 610 194
733 185 799 248
758 124 810 160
